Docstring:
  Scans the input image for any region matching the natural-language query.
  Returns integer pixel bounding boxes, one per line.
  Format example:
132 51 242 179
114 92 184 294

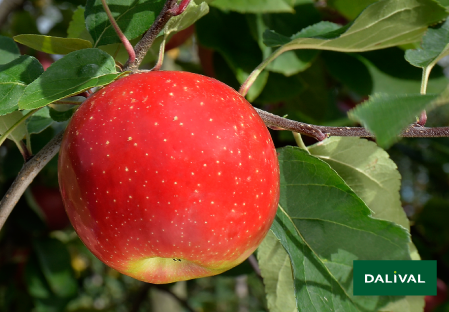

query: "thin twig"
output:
123 0 191 72
248 255 263 282
100 0 135 62
0 131 63 231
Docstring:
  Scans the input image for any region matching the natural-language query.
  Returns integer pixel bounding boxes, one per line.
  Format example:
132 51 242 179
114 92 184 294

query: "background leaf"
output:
19 49 120 110
14 35 92 55
0 36 20 65
264 0 448 52
26 107 54 135
33 238 77 298
196 8 268 101
0 56 44 115
210 0 294 13
85 0 165 47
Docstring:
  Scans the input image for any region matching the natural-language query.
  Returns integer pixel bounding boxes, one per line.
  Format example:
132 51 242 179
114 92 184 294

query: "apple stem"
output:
0 131 63 231
123 0 192 72
100 0 136 63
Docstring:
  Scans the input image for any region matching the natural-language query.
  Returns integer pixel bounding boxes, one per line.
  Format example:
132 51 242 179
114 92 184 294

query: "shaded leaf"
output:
348 88 449 148
196 8 268 101
14 34 92 55
0 111 27 146
67 6 93 42
210 0 294 13
85 0 165 47
0 56 44 115
49 106 77 122
24 255 52 299
264 0 448 55
327 0 378 20
0 36 20 65
19 49 120 110
33 238 77 298
27 107 54 134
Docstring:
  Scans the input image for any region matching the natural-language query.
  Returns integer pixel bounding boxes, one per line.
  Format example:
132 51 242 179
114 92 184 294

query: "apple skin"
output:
58 71 280 284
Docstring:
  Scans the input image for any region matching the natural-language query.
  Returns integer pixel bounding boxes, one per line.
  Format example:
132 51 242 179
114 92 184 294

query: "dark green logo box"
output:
353 260 437 296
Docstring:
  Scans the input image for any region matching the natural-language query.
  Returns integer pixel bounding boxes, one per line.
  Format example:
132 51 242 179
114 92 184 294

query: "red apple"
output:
58 71 280 284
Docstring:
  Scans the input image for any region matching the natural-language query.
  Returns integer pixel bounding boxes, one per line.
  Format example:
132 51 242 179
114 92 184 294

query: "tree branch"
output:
255 107 449 141
0 131 63 230
123 0 191 72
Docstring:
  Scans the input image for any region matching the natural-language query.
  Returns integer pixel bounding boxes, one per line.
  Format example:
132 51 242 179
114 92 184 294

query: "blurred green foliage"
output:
1 0 449 311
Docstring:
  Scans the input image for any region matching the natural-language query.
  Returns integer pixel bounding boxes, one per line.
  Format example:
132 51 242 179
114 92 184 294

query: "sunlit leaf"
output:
210 0 295 13
19 49 121 110
264 0 447 54
14 34 92 55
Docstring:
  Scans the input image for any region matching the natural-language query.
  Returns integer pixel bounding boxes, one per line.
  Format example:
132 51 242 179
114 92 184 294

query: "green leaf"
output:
85 0 165 47
0 55 44 115
14 34 92 55
309 137 424 311
196 8 268 101
27 107 54 134
258 232 296 312
19 48 120 110
210 0 294 13
327 0 378 20
263 0 448 52
49 106 77 122
348 88 449 148
165 1 209 36
247 5 322 77
67 6 93 42
259 147 411 312
405 19 449 92
33 238 77 298
309 137 408 228
0 111 28 146
24 255 52 299
0 36 20 65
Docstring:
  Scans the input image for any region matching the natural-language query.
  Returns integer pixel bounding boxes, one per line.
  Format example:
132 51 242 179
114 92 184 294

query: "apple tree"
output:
0 0 449 311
